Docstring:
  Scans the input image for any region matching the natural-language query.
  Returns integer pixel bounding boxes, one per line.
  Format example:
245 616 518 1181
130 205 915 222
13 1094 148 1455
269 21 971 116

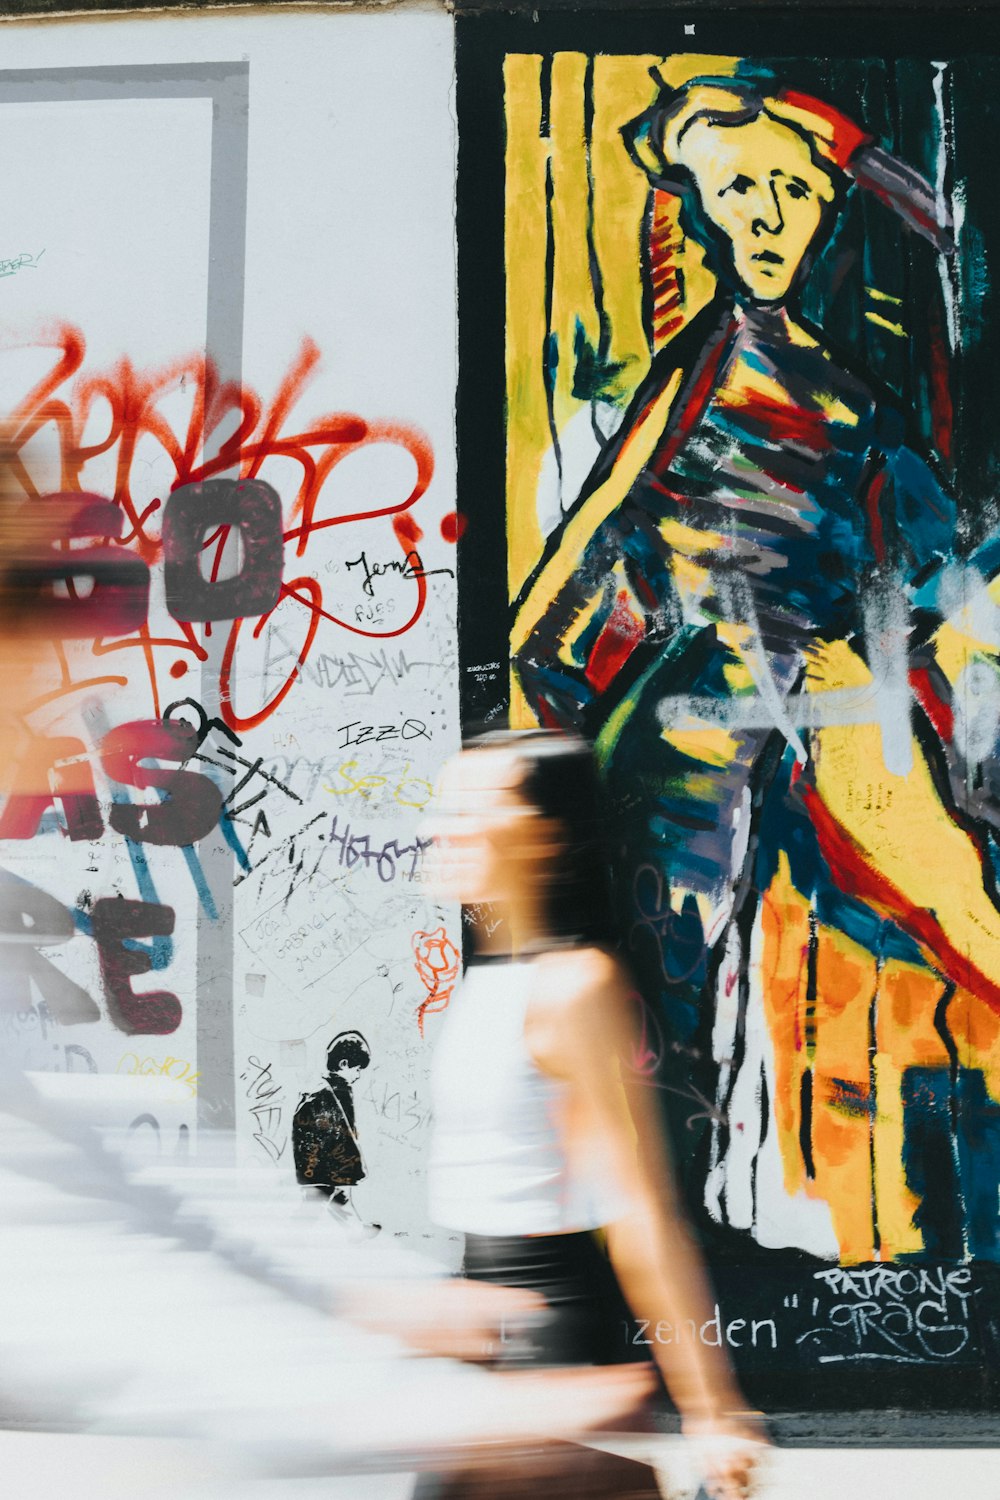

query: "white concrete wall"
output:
0 6 460 1248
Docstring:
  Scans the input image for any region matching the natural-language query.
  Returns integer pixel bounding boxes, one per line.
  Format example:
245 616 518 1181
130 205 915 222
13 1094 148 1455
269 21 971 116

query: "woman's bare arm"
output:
527 948 766 1491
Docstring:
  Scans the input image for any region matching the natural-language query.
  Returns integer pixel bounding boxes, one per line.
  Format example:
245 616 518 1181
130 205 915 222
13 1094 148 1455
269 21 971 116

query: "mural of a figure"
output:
292 1030 379 1236
506 64 1000 1264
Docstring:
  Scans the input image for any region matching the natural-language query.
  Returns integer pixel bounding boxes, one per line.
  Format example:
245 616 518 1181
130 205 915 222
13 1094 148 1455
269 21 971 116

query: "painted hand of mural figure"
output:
510 68 1000 1255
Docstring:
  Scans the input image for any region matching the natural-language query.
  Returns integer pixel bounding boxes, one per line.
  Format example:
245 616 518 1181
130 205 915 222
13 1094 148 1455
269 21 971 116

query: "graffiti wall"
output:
11 0 1000 1418
0 9 459 1244
457 9 1000 1403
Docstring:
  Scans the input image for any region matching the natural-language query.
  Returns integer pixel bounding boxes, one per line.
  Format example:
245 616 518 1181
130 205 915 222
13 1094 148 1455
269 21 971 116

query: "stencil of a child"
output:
292 1030 379 1236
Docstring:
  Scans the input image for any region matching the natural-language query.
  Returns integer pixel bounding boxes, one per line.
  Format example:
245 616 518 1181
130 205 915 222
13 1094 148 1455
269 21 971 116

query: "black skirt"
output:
463 1228 656 1371
410 1231 664 1499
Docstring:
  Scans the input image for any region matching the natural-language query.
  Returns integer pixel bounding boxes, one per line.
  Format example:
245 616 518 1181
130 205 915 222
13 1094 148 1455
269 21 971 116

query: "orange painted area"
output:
876 964 952 1067
948 985 1000 1073
809 924 878 1264
873 964 951 1257
760 855 880 1258
758 854 1000 1261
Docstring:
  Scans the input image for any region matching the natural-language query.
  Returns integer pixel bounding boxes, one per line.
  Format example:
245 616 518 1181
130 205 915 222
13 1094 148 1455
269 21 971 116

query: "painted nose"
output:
750 181 784 237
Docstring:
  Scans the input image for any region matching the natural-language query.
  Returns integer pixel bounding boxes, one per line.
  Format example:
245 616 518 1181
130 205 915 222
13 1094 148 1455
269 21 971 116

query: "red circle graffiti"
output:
218 575 321 733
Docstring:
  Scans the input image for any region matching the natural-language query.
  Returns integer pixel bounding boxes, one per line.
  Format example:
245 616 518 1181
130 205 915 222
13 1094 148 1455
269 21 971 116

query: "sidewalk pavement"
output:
2 1432 998 1500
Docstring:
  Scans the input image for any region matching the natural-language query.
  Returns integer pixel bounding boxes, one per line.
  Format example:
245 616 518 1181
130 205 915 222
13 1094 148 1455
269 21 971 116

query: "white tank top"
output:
428 956 613 1236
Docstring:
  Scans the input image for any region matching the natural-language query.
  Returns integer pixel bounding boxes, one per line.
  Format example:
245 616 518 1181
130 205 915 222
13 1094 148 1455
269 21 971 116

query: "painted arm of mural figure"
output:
511 362 687 732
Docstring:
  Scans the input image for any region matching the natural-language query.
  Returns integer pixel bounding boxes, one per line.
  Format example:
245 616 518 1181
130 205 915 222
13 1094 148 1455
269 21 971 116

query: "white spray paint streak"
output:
933 60 963 353
861 589 914 777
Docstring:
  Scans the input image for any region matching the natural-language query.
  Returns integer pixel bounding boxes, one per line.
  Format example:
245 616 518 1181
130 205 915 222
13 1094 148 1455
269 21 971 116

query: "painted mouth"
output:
751 250 785 264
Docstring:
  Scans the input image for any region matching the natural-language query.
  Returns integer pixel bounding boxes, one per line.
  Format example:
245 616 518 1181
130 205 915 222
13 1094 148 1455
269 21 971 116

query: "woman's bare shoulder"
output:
531 946 632 1018
527 947 637 1076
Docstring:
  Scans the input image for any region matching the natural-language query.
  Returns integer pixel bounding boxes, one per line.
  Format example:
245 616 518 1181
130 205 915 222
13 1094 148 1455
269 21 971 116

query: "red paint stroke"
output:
775 89 871 169
219 576 321 733
649 190 686 350
927 298 954 467
587 588 645 694
393 511 423 552
628 991 663 1077
717 385 833 455
280 570 427 644
865 466 888 566
910 665 954 744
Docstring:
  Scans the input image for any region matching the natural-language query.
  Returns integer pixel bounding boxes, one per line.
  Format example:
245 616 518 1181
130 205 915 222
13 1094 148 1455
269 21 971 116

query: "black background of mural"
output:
456 7 1000 1423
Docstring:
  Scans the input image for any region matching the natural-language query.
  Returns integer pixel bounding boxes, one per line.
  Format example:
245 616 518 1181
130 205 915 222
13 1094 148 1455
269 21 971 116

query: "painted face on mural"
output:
677 113 835 302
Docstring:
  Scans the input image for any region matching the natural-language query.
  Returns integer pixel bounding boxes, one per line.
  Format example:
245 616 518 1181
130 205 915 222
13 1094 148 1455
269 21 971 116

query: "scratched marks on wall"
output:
0 319 461 1200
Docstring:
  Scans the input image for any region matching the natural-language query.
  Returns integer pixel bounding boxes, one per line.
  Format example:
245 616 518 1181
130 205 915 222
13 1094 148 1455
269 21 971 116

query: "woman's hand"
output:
682 1411 771 1500
340 1275 548 1362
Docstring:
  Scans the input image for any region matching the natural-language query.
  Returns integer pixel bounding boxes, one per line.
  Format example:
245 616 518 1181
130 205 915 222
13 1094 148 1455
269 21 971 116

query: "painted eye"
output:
721 173 754 197
785 180 811 201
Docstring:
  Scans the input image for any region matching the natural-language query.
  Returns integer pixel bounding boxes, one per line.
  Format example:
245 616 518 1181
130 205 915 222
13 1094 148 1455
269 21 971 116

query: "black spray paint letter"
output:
162 478 283 622
92 897 181 1035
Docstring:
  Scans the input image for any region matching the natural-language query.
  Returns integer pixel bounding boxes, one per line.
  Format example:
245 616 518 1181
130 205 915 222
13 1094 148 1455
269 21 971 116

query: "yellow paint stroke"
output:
591 55 662 383
865 285 903 306
754 638 1000 1261
810 926 880 1263
759 857 884 1261
510 366 678 732
656 54 741 89
721 653 755 694
947 985 1000 1081
505 54 550 600
865 309 907 338
558 579 607 662
550 51 597 432
659 727 745 768
659 514 726 556
873 963 952 1258
813 386 865 426
718 360 801 415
